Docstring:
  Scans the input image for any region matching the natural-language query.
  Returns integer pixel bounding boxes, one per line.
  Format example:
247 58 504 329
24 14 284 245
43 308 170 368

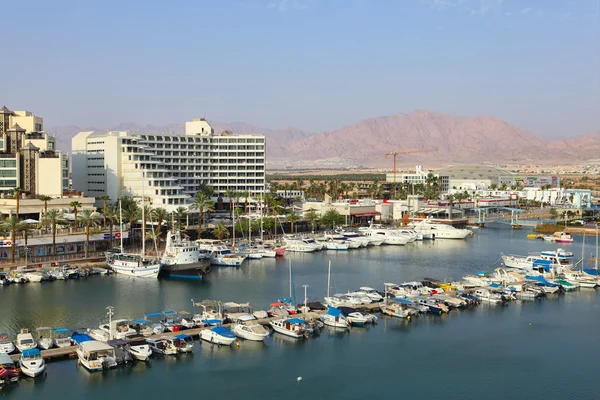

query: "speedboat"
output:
71 330 93 344
335 229 372 247
35 327 54 350
356 287 384 303
173 334 194 353
283 237 318 253
147 337 177 355
125 334 152 361
107 339 134 365
196 240 246 266
199 327 236 346
543 231 574 243
269 318 307 339
191 300 223 326
0 352 19 386
76 341 117 371
15 329 36 353
0 334 16 354
338 306 376 326
473 289 506 304
415 297 450 313
380 299 414 319
52 328 72 348
321 306 350 329
231 315 270 342
19 349 46 378
358 225 411 245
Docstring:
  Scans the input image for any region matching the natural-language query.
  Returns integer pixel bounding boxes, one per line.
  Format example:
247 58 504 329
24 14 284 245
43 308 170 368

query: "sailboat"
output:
583 224 600 277
106 172 161 278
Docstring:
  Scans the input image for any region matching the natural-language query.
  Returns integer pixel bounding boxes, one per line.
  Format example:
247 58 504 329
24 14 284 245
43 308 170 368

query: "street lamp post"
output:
24 246 28 266
106 306 114 340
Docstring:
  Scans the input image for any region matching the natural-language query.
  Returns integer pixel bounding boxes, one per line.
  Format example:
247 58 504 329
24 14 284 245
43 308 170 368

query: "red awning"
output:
352 212 381 217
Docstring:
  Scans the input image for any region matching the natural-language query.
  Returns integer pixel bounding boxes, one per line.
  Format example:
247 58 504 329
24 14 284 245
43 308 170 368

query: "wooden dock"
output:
7 303 383 363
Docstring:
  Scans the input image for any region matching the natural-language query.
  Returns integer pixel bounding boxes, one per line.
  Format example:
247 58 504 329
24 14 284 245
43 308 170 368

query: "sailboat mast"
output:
327 260 331 298
260 192 264 241
119 200 123 251
232 208 236 247
141 171 145 256
289 259 292 298
582 232 586 272
596 224 598 271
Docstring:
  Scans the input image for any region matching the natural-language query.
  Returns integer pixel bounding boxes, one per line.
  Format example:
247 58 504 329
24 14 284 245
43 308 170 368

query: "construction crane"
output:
385 149 437 198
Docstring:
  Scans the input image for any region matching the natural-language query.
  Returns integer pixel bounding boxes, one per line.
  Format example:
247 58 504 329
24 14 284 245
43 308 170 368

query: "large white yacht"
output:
409 220 472 239
283 237 318 253
196 239 246 266
160 230 212 279
358 225 411 245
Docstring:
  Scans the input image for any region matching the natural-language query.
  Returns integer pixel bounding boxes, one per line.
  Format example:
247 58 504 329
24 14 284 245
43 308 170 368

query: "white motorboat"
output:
160 230 212 280
357 287 384 302
358 225 411 245
501 249 574 270
335 229 372 247
52 328 72 348
231 315 270 342
269 318 307 339
96 319 137 341
197 240 246 266
380 299 413 319
172 334 194 353
409 220 472 239
106 252 161 278
345 291 372 305
323 239 350 250
318 233 357 249
125 334 153 361
0 352 19 385
19 349 46 378
543 231 574 243
321 307 350 329
199 326 236 346
35 327 54 350
0 333 16 354
76 340 117 371
300 237 324 251
338 306 376 326
15 329 36 353
222 302 254 323
21 270 48 283
283 237 318 253
474 289 506 304
147 337 178 355
191 300 223 326
237 243 264 259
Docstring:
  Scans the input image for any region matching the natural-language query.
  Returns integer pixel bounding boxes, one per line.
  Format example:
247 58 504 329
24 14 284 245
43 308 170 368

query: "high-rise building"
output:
71 118 266 211
0 106 69 196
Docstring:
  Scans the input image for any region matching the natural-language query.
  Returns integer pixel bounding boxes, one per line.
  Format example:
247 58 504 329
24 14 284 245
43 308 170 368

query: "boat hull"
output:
199 330 236 346
159 261 210 280
109 263 161 278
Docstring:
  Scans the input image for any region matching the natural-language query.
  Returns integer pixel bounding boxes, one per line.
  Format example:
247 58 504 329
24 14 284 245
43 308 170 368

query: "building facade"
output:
0 106 69 197
71 118 266 211
386 165 450 193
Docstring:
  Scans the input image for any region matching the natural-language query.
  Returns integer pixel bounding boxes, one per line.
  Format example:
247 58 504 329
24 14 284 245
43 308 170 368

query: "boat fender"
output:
235 341 240 348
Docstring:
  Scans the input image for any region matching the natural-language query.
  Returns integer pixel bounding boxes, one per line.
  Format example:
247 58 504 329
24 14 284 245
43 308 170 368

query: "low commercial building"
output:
386 165 450 193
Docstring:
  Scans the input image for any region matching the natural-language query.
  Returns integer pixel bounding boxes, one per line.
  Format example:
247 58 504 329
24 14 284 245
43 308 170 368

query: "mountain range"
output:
49 110 599 167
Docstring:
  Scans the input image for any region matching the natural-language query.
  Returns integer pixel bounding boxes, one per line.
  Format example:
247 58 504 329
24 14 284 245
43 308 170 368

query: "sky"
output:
1 0 599 138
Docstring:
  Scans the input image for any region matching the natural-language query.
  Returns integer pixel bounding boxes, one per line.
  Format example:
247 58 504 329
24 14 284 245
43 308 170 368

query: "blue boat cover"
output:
163 310 177 315
145 312 162 317
532 260 551 272
286 318 305 324
391 297 414 305
133 319 150 324
583 269 599 276
204 319 222 324
21 348 41 357
71 332 92 344
525 275 559 287
174 334 190 339
327 307 342 317
53 328 70 333
489 283 502 288
279 297 292 303
211 327 235 338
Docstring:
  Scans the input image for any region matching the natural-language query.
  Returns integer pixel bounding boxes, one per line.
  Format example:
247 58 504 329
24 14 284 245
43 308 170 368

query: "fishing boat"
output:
160 230 212 279
321 306 350 329
147 337 178 355
191 300 223 326
76 341 117 371
125 335 152 361
15 329 36 353
19 349 46 378
35 327 54 350
172 334 194 353
232 315 270 342
199 326 236 346
0 352 19 386
269 318 307 339
0 334 15 354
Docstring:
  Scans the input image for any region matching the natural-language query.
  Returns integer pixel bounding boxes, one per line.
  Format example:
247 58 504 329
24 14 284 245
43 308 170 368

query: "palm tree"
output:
286 211 300 233
38 195 52 212
70 200 82 231
9 187 23 218
151 207 169 245
225 189 237 220
174 206 188 229
79 210 100 257
99 195 111 228
191 192 214 235
240 190 250 215
42 209 65 257
103 204 118 249
304 209 320 233
1 216 26 262
121 202 140 241
213 222 230 241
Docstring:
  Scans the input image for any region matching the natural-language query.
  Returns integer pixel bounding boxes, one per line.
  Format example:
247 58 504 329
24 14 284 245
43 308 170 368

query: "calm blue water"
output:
1 227 598 399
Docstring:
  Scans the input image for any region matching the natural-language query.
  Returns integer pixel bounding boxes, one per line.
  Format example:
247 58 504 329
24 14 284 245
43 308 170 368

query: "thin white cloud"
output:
267 0 307 11
470 0 503 16
521 7 532 15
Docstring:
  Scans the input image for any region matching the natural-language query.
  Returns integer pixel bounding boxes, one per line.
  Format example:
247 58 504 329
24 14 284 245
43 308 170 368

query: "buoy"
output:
236 341 240 348
529 323 532 326
297 377 302 382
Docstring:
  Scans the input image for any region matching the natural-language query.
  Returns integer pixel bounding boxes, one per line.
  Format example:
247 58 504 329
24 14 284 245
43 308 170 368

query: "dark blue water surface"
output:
1 227 598 399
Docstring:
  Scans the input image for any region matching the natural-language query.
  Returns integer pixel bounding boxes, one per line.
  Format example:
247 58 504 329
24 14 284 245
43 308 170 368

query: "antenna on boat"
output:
106 306 114 340
302 284 309 314
119 200 124 252
327 260 331 298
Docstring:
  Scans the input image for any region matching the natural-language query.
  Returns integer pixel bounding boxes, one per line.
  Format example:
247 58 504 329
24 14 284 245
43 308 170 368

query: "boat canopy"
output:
278 297 292 303
145 312 163 317
21 348 41 357
133 318 150 324
222 302 249 309
174 334 190 340
489 283 502 288
194 300 220 307
205 319 222 325
286 318 305 324
583 269 599 276
391 297 415 305
107 339 127 346
53 328 70 333
270 302 285 307
525 275 559 287
178 310 190 315
0 352 14 365
71 332 92 344
338 306 358 314
163 310 177 315
327 307 342 317
211 327 235 337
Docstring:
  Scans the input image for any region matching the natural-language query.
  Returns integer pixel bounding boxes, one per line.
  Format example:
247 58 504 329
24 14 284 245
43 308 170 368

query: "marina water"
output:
1 227 598 399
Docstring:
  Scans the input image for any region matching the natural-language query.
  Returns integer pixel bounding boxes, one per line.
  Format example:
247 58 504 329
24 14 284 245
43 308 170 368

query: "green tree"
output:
234 218 251 236
122 201 140 236
262 216 276 239
489 183 498 190
320 208 345 229
151 207 169 245
42 209 66 257
1 216 26 262
103 204 118 249
213 222 230 241
79 209 100 257
38 195 52 212
191 192 215 235
99 195 111 228
225 189 237 220
286 211 301 233
9 187 23 219
549 208 558 220
174 206 188 229
305 209 320 232
70 200 82 231
240 190 250 215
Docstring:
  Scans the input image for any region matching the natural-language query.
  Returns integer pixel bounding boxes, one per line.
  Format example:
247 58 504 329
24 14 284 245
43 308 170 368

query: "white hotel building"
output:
71 119 266 212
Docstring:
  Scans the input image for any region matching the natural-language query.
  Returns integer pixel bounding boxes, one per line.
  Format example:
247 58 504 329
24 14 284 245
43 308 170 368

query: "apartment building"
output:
386 165 450 193
71 118 266 211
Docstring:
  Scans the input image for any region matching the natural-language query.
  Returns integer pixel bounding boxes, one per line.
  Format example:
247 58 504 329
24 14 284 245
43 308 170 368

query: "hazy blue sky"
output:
2 0 598 138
